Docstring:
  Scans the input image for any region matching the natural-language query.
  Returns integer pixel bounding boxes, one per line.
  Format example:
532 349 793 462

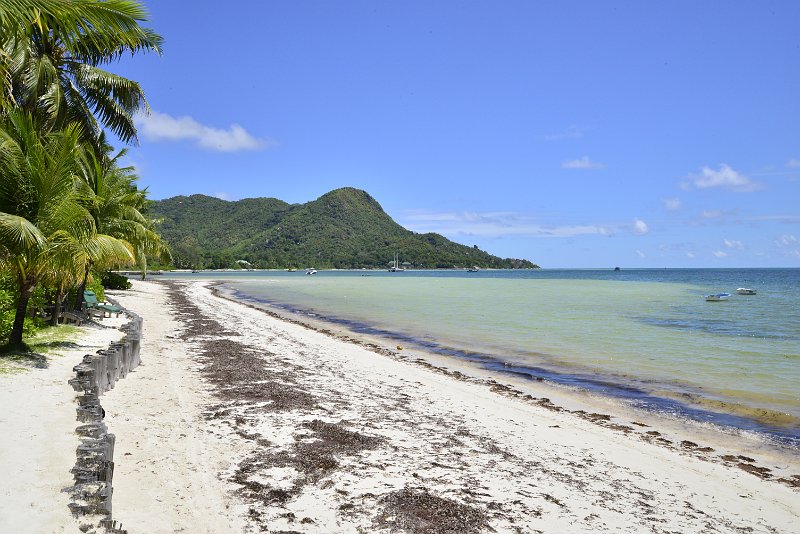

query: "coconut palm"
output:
76 137 169 287
1 0 162 147
0 112 131 345
41 223 132 325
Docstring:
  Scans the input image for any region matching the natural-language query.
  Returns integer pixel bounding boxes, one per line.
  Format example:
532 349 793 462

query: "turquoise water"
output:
166 269 800 443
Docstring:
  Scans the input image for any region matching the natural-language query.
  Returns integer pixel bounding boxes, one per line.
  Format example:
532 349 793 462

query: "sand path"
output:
101 281 249 533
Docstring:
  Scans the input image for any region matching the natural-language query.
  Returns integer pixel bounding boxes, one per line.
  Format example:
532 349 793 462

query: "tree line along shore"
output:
0 1 168 349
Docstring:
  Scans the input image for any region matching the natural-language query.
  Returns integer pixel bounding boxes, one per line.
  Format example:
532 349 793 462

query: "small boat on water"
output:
466 266 480 272
388 253 405 272
705 293 731 301
736 288 757 295
305 268 317 275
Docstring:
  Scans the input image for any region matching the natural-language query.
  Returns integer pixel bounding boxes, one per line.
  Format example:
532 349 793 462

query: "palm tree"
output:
42 223 132 325
1 0 162 148
76 137 169 289
0 111 131 345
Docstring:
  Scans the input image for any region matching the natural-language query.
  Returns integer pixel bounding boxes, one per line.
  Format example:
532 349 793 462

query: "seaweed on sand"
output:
232 419 384 514
375 486 490 534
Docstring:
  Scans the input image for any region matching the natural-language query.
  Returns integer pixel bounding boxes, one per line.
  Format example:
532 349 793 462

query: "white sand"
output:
100 281 250 533
0 318 124 533
2 278 799 533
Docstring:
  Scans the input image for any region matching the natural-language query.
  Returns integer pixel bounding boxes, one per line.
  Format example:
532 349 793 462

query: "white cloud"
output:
137 110 271 152
562 156 606 169
700 210 723 219
632 218 649 235
686 251 695 259
663 198 681 211
635 250 645 258
774 235 800 258
542 125 587 141
402 210 615 238
723 239 744 250
713 250 728 258
685 164 761 192
788 159 800 168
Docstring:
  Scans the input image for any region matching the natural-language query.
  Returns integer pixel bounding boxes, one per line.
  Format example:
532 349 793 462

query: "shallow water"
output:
165 268 800 443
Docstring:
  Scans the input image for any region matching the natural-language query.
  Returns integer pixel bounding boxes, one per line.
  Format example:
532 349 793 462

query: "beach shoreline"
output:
212 281 800 473
2 278 798 533
120 279 799 532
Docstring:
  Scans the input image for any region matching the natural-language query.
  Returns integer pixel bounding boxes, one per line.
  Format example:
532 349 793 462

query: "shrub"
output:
101 271 131 290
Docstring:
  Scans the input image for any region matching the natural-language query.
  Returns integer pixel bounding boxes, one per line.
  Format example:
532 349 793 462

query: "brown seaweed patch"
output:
219 381 317 411
375 486 489 534
736 463 772 479
233 457 294 506
179 318 236 339
777 475 800 488
237 419 385 504
605 423 634 433
300 419 384 453
198 339 269 381
273 421 380 482
161 282 237 338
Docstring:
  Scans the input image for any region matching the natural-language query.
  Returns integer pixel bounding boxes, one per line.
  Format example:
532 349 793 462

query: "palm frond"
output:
0 211 46 255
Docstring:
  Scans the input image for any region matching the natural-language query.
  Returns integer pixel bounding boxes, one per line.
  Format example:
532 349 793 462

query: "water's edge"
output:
226 285 800 448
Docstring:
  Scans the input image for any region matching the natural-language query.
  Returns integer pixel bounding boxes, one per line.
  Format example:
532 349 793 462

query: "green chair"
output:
83 290 123 318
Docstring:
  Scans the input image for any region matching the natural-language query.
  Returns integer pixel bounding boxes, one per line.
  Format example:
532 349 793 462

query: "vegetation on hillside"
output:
151 187 538 270
0 0 166 347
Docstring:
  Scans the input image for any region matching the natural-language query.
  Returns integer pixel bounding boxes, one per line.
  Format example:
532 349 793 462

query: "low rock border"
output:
65 300 143 533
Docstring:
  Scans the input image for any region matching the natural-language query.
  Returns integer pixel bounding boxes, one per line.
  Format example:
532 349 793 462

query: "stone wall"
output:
66 308 143 533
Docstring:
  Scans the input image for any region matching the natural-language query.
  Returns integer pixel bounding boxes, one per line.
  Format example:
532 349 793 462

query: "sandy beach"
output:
2 278 798 533
0 316 125 533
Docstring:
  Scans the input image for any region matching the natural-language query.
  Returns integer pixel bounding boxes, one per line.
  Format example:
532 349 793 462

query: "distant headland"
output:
150 187 539 270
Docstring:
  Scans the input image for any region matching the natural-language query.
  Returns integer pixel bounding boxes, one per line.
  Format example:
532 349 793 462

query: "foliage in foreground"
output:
0 1 165 346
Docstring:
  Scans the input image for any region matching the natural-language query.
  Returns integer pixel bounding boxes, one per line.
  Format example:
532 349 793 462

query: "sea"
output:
163 268 800 446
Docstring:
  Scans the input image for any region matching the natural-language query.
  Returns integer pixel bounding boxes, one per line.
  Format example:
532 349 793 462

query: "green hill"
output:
149 187 538 270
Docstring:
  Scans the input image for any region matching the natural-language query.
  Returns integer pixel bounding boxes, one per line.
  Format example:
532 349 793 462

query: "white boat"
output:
466 266 480 272
705 293 731 301
388 253 405 272
305 268 317 275
736 288 757 295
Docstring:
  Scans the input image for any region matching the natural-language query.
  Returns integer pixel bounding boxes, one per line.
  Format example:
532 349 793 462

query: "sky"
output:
114 1 800 267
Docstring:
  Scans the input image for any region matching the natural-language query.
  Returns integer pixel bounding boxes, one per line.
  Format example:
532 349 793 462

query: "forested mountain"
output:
149 187 538 270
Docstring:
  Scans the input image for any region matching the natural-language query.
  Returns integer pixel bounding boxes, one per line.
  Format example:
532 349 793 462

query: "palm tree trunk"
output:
50 288 64 326
9 277 35 347
73 262 91 310
139 253 147 280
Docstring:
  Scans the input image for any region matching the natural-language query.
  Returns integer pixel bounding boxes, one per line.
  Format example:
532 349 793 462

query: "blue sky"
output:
116 1 799 267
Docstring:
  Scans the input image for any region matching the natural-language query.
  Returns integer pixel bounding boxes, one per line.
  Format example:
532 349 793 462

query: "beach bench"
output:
83 290 122 318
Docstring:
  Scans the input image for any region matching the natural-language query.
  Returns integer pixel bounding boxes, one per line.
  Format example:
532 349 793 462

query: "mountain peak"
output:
150 187 538 270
